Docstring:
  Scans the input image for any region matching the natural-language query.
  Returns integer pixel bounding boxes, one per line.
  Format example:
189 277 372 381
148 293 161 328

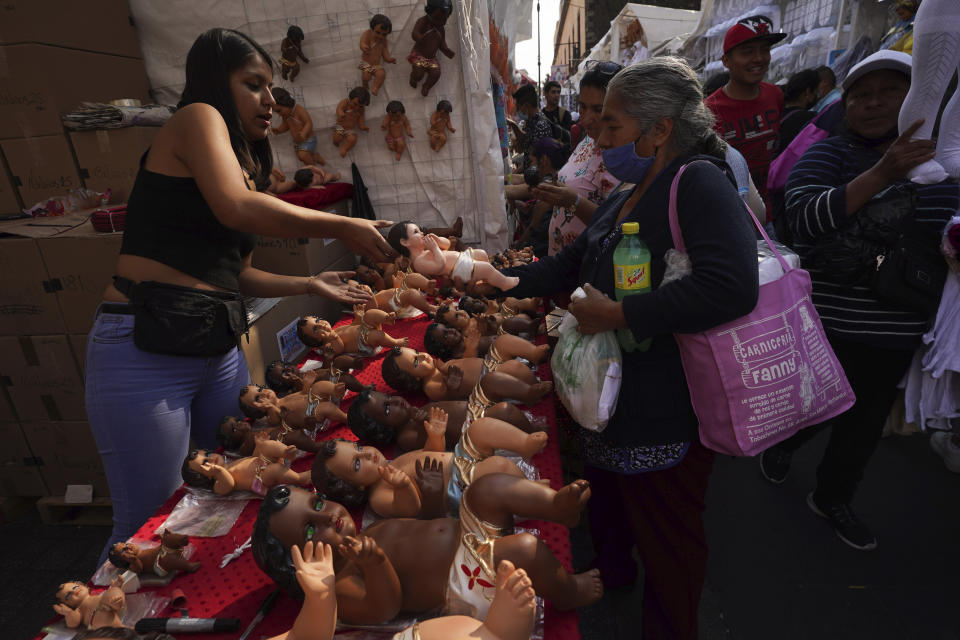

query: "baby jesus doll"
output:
429 100 456 151
382 101 413 161
266 359 365 398
240 374 348 434
181 439 311 497
253 481 602 625
54 578 127 630
271 88 325 166
347 387 537 452
426 322 544 360
107 529 201 578
435 302 541 339
333 87 371 158
387 221 519 291
280 25 310 82
408 0 456 96
297 309 409 358
359 14 396 96
271 166 341 195
216 416 324 456
312 408 551 520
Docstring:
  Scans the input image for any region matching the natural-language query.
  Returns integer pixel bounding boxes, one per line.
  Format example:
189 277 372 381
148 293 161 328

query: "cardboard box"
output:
2 134 83 209
0 148 21 217
70 127 157 204
0 43 151 139
252 201 354 276
69 334 88 378
0 0 142 58
0 422 48 497
0 335 85 421
0 237 65 336
21 421 108 497
242 252 353 383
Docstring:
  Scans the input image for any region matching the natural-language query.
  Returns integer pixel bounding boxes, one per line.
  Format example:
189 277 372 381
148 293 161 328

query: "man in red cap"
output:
705 15 787 218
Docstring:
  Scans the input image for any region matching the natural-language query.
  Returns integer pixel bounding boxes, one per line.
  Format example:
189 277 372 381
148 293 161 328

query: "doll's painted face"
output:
188 450 226 475
269 487 357 550
428 7 450 25
394 347 436 378
439 306 469 329
220 416 252 442
56 582 89 608
428 323 462 349
241 385 279 414
362 390 425 428
266 362 300 389
356 265 380 286
301 316 334 343
373 23 391 38
111 542 140 562
324 440 385 488
398 223 425 255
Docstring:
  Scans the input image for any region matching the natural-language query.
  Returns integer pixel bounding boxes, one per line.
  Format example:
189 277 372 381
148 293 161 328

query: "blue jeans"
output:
85 306 250 561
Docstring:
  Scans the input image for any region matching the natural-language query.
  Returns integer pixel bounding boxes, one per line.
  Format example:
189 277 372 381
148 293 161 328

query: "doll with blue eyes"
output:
180 439 311 497
312 407 564 519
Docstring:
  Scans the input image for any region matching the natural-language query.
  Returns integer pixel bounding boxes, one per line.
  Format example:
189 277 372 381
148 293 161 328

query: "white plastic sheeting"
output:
129 0 508 250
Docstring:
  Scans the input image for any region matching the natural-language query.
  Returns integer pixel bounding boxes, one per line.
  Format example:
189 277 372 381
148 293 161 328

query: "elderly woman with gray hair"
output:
490 57 760 639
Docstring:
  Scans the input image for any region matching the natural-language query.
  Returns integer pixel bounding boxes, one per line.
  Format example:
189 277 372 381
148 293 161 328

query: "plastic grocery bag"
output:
550 288 622 432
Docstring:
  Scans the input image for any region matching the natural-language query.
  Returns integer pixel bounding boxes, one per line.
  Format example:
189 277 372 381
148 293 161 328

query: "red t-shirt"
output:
705 82 783 213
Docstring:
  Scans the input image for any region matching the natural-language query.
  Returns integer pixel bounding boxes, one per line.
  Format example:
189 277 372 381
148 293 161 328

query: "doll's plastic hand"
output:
338 535 387 567
449 127 456 133
463 322 481 340
360 124 370 131
425 407 448 437
379 464 412 488
568 283 625 334
530 182 577 208
423 234 439 252
414 456 445 518
386 56 397 64
309 271 374 305
292 541 336 597
300 368 320 390
53 603 72 617
443 364 463 390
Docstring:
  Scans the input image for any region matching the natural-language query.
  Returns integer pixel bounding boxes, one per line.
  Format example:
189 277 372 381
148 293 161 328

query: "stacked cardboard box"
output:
0 0 151 216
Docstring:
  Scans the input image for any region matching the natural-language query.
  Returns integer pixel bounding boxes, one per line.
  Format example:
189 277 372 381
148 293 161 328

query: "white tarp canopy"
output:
569 3 702 86
129 0 508 250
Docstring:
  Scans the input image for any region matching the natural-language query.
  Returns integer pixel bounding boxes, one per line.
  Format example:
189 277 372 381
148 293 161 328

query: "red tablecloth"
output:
39 313 580 640
276 182 354 209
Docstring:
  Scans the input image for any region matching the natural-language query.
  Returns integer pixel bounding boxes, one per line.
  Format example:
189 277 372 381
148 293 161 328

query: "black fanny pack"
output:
114 276 248 357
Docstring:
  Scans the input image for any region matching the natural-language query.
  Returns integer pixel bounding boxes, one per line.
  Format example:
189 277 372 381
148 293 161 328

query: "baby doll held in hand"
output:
387 221 519 291
107 529 201 578
382 101 413 161
429 100 456 151
359 14 396 96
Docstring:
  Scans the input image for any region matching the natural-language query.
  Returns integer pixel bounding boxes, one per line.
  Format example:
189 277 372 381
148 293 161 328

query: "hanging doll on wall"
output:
382 101 413 161
333 87 371 158
429 100 456 151
271 88 325 166
898 0 960 184
279 25 310 82
408 0 456 97
359 14 396 96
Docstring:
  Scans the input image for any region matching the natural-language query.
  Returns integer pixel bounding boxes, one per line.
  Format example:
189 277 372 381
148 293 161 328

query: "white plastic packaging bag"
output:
550 288 622 432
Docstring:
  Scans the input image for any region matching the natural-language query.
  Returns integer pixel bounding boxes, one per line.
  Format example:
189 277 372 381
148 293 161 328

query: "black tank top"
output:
120 152 257 292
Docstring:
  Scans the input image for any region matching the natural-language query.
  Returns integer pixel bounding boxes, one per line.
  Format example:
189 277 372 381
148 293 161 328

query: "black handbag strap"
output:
113 275 137 298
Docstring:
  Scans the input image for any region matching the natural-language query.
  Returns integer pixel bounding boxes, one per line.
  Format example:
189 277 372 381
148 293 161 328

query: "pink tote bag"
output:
668 163 855 456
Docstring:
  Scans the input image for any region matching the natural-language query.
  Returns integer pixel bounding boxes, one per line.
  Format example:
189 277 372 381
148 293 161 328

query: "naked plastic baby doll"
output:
387 221 519 291
296 309 409 358
408 0 456 96
426 322 545 360
54 578 127 630
240 374 348 433
280 25 310 82
382 101 413 161
253 482 602 625
359 14 396 96
312 408 552 519
360 271 438 318
107 529 201 577
436 302 541 340
180 438 311 496
272 167 342 194
381 346 552 403
266 359 365 398
333 87 371 157
216 416 325 456
348 388 538 452
271 88 325 166
429 100 456 151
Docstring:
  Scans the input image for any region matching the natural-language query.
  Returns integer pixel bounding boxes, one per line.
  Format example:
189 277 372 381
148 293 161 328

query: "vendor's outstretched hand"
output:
530 182 578 208
568 283 626 334
292 541 336 597
342 219 396 263
308 271 374 305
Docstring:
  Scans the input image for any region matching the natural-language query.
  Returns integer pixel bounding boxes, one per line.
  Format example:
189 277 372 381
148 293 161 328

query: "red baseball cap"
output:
723 15 787 54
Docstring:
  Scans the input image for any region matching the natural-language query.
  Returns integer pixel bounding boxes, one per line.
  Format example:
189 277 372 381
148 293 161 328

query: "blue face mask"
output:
602 139 655 184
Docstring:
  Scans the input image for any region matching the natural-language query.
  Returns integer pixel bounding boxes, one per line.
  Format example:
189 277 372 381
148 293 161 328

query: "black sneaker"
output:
806 492 878 551
759 446 792 484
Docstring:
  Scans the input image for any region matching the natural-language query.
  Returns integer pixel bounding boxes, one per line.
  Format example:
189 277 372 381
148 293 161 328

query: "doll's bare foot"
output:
421 84 430 97
451 216 464 237
554 479 591 527
483 560 536 640
329 171 341 181
562 569 604 610
382 312 397 325
528 381 553 403
339 147 349 158
409 75 418 89
531 343 551 364
496 276 520 291
186 561 202 572
516 431 548 458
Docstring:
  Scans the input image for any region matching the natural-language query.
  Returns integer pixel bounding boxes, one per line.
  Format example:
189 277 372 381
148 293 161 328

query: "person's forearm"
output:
844 167 889 217
572 197 599 225
224 191 358 238
238 267 313 299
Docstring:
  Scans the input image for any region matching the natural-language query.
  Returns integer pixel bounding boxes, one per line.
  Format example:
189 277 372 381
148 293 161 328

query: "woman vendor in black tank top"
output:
86 28 396 564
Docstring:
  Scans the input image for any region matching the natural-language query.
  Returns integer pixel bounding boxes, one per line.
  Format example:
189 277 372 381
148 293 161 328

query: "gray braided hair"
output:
606 56 727 159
